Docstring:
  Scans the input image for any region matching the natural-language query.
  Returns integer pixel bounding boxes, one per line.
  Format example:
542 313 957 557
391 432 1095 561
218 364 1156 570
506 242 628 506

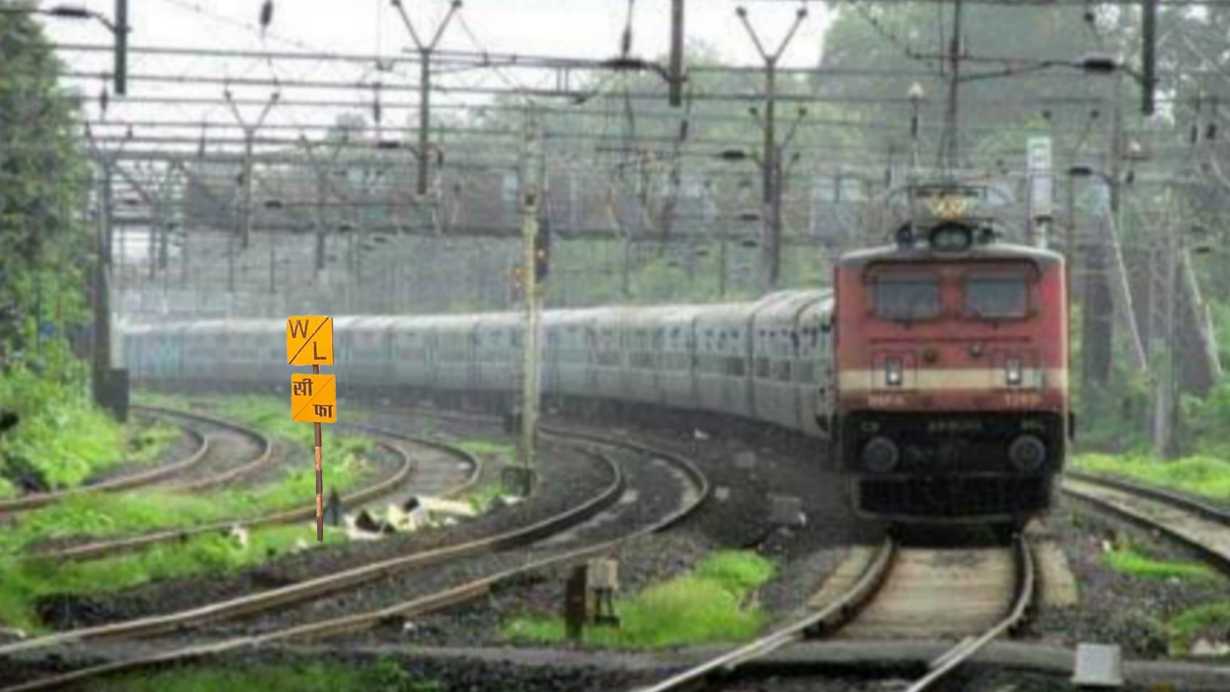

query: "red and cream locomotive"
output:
831 183 1070 530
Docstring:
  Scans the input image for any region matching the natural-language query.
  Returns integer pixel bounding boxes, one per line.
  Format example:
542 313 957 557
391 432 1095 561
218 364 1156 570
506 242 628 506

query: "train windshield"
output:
965 275 1029 319
873 276 941 321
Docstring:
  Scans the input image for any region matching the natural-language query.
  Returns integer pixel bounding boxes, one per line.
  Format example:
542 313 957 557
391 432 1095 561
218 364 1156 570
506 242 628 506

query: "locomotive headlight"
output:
885 357 903 387
1005 357 1023 386
1008 435 1047 473
862 436 900 473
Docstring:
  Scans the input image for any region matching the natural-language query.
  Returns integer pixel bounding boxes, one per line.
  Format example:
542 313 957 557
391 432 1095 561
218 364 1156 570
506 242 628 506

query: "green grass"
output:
454 439 513 512
133 390 193 411
1167 601 1230 655
0 448 368 556
1102 546 1220 582
126 418 182 465
0 477 14 499
456 439 515 459
503 550 776 649
88 659 438 692
0 525 347 632
1072 453 1230 502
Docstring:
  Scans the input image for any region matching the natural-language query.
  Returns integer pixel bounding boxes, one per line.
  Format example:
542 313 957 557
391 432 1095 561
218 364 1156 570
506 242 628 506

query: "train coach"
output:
121 291 836 437
121 183 1070 531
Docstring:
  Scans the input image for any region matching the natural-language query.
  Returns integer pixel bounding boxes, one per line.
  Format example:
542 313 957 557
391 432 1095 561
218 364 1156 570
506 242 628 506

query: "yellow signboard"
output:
286 315 333 366
290 374 337 423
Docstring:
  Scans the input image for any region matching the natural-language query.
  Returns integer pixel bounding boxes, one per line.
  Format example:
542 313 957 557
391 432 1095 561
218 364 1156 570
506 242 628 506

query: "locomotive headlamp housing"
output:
885 357 903 387
863 436 900 473
1008 435 1047 473
929 224 974 252
1005 357 1023 386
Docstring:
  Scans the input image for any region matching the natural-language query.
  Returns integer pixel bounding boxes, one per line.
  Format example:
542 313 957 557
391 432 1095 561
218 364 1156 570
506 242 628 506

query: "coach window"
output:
873 274 941 321
965 273 1029 319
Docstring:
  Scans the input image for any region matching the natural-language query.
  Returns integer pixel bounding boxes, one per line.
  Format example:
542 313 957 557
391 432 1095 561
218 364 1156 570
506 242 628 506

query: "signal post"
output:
286 315 336 541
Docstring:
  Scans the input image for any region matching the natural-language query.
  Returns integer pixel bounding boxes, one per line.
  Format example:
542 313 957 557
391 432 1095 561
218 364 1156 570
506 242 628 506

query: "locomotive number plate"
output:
1002 393 1043 408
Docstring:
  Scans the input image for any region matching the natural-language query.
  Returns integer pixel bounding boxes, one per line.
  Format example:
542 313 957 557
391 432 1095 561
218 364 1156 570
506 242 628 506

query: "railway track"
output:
0 423 709 691
26 420 474 562
637 534 1035 692
129 405 277 492
1062 471 1230 573
0 411 209 515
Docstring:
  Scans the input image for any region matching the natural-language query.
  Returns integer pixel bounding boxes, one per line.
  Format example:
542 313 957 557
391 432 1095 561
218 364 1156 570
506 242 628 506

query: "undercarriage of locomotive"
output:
839 411 1066 524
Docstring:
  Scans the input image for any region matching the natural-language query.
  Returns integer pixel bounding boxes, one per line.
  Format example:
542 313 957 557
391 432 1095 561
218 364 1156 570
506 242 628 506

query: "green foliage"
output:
1102 546 1219 582
1167 601 1230 656
0 525 346 631
0 5 93 359
0 365 124 490
1181 378 1230 458
503 551 775 649
1072 453 1230 502
88 660 439 692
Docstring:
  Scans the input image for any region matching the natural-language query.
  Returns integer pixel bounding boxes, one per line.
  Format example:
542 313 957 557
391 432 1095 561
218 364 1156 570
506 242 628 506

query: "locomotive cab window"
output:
872 275 940 321
964 273 1030 319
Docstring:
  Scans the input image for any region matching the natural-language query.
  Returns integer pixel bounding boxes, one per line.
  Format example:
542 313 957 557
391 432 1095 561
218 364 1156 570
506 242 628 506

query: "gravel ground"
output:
1027 494 1230 659
547 405 881 618
208 439 690 639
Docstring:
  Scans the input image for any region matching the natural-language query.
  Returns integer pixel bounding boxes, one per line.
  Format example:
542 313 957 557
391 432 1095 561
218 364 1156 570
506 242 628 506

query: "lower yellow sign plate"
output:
290 374 337 423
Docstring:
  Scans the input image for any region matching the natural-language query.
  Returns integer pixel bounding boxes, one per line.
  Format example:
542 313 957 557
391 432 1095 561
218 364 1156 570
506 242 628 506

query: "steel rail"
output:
1062 475 1230 575
1065 470 1230 527
1 425 710 692
633 537 895 692
134 405 275 492
0 416 208 514
0 439 622 662
901 534 1036 692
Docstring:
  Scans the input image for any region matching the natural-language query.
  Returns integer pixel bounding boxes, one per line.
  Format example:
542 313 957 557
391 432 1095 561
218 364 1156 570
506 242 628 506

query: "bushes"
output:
0 364 124 492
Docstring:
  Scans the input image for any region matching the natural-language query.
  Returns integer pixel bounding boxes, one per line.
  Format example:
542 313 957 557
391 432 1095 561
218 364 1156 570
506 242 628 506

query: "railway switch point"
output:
1072 643 1124 688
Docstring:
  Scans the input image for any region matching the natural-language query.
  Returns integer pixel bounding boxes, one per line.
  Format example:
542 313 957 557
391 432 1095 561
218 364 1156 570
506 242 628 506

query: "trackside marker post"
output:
286 315 335 541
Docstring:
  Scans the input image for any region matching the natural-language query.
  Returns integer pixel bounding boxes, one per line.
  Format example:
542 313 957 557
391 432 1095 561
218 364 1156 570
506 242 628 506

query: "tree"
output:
0 2 92 373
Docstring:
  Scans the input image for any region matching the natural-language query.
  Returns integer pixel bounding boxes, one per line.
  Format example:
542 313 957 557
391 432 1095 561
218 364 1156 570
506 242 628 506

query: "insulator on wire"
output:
1207 123 1217 141
1190 124 1198 144
260 0 274 36
99 86 109 118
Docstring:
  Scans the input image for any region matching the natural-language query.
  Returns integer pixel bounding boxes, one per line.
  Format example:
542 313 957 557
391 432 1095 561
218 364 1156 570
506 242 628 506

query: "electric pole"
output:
225 89 279 249
391 0 461 197
943 0 963 171
519 110 545 477
735 4 807 293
